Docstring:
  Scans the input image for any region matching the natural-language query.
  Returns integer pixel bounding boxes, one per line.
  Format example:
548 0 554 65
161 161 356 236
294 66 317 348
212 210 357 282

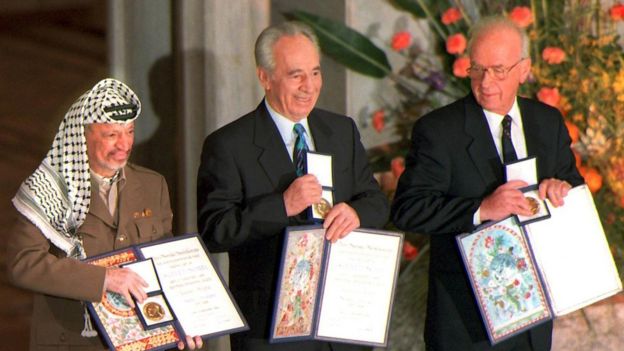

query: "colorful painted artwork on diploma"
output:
274 229 325 337
88 249 179 350
463 219 551 342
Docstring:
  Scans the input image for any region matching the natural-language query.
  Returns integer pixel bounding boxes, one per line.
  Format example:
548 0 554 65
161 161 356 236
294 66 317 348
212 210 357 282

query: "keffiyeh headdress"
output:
12 78 141 259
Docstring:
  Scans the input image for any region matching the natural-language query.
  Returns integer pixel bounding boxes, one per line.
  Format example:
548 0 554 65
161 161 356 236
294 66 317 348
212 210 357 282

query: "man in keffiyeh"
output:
7 79 202 350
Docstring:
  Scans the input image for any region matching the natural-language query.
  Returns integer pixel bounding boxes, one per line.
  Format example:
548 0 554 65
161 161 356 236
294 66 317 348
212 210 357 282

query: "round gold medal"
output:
314 198 332 219
143 301 165 321
526 196 540 215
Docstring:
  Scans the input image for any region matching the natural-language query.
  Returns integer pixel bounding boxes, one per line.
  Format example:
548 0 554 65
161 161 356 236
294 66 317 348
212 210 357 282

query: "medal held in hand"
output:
526 196 540 216
516 185 551 226
305 151 335 222
314 198 332 219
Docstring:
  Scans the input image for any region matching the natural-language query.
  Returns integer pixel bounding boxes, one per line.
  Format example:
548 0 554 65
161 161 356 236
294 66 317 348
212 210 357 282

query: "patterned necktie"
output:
501 115 518 163
293 123 309 176
100 172 120 217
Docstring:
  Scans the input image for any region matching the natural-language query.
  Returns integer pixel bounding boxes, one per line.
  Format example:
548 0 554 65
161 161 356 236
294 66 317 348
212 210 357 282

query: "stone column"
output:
174 0 267 233
108 1 268 350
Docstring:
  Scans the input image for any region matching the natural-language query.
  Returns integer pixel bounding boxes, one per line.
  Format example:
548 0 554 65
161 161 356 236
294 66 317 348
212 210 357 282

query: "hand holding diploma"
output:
103 267 148 307
323 203 360 243
177 335 203 350
538 178 571 207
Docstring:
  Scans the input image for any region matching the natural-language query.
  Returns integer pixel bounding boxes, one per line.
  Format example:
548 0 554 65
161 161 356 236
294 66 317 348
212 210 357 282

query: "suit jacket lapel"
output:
254 103 297 189
463 95 505 185
117 166 143 235
519 98 544 160
308 110 336 155
518 98 549 179
86 186 116 228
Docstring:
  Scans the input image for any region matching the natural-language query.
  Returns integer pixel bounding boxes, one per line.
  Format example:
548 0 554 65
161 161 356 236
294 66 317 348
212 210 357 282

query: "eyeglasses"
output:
467 58 526 81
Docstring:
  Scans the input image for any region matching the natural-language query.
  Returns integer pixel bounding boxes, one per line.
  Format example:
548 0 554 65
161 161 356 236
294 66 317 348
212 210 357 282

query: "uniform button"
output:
119 234 126 242
60 332 66 342
152 226 157 234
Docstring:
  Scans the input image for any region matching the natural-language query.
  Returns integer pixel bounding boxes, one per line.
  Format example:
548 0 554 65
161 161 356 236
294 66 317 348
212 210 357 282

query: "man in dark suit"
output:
391 16 583 351
197 21 389 351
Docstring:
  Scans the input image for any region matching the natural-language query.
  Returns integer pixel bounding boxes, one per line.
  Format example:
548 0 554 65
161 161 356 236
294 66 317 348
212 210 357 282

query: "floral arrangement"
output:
287 0 624 270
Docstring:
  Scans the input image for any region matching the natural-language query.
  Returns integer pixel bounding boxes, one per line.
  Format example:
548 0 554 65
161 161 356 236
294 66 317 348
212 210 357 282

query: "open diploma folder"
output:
457 185 622 345
85 234 248 351
270 226 403 347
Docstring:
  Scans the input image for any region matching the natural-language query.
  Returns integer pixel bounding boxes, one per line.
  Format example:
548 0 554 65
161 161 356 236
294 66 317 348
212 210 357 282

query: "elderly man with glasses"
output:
391 16 583 351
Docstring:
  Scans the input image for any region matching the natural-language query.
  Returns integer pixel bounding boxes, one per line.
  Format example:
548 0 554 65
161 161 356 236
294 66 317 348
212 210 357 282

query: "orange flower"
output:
582 167 603 193
565 120 579 143
391 156 406 178
508 6 534 28
441 7 462 25
542 47 566 64
446 33 467 54
453 56 470 78
403 241 419 261
610 4 624 21
537 87 561 108
372 109 385 133
391 31 411 51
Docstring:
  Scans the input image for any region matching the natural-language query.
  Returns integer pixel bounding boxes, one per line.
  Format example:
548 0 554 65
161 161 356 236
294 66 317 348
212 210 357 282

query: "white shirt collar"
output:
482 98 522 128
481 97 527 160
90 168 126 192
264 99 315 150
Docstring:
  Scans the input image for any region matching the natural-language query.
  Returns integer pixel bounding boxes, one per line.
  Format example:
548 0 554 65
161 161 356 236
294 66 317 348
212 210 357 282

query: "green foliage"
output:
284 10 392 78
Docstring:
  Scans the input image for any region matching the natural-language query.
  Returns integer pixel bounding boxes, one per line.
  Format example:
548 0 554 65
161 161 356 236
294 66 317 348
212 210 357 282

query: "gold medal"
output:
526 196 540 215
143 301 165 321
314 198 332 219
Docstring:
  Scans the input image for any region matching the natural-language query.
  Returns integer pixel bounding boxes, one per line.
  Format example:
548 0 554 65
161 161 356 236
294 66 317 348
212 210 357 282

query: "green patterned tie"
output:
293 123 309 176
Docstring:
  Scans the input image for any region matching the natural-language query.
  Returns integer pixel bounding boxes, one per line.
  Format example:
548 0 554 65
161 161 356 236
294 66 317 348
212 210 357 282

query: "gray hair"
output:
254 21 320 72
467 15 530 58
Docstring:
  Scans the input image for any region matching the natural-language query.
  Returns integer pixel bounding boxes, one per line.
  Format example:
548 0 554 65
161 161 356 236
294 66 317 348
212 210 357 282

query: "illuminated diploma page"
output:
524 185 622 315
139 236 247 337
315 230 402 345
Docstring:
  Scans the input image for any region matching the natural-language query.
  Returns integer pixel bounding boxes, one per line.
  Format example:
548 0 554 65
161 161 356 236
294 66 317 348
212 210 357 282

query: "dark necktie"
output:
501 115 518 163
293 123 309 176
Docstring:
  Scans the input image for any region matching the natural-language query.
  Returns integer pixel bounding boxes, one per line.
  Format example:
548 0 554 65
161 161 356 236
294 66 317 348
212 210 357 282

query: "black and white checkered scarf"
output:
12 78 141 259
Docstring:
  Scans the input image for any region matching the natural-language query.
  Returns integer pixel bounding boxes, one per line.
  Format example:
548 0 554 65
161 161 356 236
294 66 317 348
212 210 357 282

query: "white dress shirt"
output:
474 97 527 225
264 99 316 160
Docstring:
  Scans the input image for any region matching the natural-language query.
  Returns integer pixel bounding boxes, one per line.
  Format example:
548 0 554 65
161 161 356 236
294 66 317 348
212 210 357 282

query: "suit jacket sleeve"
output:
197 133 289 252
6 168 173 303
344 119 389 229
391 116 481 235
550 109 584 187
6 215 107 302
